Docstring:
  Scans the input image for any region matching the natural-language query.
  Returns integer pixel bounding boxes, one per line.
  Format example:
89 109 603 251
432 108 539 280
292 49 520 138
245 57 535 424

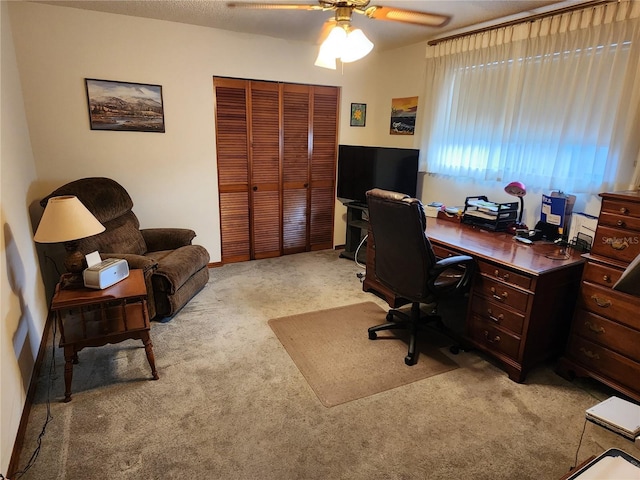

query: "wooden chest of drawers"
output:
557 190 640 402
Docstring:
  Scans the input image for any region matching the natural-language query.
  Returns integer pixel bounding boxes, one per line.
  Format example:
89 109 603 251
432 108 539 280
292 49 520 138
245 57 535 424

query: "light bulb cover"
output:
341 28 374 63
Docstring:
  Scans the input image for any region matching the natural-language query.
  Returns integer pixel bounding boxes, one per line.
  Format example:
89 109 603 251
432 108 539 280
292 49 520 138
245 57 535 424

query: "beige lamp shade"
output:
34 195 105 243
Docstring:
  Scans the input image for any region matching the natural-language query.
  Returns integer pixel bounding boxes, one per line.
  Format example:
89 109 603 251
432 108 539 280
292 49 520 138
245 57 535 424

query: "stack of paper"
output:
585 396 640 440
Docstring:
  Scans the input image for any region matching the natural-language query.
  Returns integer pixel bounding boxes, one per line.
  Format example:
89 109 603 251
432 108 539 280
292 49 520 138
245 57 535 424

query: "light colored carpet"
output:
14 249 635 480
268 301 458 407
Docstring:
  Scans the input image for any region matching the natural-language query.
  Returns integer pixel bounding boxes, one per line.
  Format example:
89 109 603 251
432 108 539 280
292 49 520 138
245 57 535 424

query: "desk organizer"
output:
462 195 519 231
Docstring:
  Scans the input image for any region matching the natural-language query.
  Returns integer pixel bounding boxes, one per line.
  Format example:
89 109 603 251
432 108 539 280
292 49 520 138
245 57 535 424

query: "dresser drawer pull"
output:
590 295 612 308
486 309 504 323
602 275 611 283
616 219 626 227
483 331 501 343
493 269 510 281
579 347 600 360
619 207 628 214
584 321 605 334
490 287 508 301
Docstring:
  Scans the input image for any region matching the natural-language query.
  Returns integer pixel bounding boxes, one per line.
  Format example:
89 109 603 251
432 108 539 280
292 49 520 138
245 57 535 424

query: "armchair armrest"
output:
141 228 196 252
429 255 475 294
101 253 158 275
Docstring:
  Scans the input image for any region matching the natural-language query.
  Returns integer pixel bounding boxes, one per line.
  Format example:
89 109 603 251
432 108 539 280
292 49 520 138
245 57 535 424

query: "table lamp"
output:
504 181 528 235
34 195 105 289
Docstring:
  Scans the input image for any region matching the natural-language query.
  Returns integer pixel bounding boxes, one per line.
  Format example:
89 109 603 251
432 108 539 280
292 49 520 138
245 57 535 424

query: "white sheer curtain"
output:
421 0 640 193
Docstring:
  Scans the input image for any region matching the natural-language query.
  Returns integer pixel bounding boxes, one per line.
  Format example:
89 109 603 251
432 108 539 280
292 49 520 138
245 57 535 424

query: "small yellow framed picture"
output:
350 103 366 127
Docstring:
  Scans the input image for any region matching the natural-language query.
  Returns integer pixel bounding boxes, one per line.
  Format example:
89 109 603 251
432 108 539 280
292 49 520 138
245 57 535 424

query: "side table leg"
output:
141 332 159 380
63 346 75 402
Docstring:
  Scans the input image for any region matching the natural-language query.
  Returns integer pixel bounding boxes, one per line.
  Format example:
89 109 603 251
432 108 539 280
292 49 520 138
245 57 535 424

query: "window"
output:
421 1 640 193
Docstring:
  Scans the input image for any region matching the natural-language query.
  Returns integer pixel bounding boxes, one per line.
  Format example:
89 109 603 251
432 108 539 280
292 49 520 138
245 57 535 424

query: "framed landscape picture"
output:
350 103 366 127
390 96 418 135
85 78 165 132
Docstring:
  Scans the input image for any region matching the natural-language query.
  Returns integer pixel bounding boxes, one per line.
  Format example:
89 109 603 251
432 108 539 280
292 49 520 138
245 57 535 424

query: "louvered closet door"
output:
214 78 250 263
249 81 282 259
310 86 339 250
282 84 311 254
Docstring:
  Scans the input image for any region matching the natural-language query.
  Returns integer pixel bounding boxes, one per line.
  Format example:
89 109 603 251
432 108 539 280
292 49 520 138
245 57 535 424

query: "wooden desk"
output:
364 218 585 382
50 269 159 402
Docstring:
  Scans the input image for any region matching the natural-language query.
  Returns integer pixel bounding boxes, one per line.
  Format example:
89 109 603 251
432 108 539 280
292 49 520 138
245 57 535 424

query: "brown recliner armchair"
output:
40 177 210 320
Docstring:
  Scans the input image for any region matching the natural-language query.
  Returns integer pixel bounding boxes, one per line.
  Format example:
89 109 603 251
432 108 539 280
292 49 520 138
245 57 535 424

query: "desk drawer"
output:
591 225 640 263
476 260 532 290
470 294 525 335
566 335 640 389
468 315 521 360
599 212 640 232
573 309 640 360
474 276 530 313
432 244 462 260
579 282 640 330
601 199 640 223
582 260 622 288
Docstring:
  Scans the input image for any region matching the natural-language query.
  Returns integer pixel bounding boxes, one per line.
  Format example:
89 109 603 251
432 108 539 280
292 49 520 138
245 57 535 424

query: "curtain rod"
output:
427 0 616 46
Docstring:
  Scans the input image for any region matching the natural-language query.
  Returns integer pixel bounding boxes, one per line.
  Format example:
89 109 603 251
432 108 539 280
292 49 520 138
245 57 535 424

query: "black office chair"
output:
366 188 475 366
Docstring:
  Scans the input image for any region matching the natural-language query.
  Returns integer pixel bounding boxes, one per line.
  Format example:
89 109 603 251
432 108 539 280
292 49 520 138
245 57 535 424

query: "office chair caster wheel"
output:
368 331 377 340
405 355 416 366
386 312 394 322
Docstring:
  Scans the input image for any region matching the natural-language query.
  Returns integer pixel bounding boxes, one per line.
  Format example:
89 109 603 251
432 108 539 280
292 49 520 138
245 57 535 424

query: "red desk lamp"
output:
504 181 528 235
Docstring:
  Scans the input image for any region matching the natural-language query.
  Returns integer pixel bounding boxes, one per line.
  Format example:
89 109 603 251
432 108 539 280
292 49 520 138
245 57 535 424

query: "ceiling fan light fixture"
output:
314 24 373 68
340 28 373 63
314 49 337 69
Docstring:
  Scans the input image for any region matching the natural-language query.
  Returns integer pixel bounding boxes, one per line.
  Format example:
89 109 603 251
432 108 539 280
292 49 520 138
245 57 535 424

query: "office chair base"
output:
368 303 437 366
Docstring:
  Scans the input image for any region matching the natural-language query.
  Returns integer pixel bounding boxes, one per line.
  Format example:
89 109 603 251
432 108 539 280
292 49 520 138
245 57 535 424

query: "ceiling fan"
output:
227 1 451 69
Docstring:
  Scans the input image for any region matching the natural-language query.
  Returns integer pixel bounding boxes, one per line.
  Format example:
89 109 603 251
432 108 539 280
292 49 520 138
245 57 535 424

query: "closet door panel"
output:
214 78 250 263
282 84 311 253
252 188 280 259
310 185 335 249
250 81 281 258
310 86 339 249
283 189 308 253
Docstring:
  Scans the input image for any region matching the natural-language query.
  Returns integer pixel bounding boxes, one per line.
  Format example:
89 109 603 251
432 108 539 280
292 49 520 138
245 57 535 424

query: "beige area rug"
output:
268 301 459 407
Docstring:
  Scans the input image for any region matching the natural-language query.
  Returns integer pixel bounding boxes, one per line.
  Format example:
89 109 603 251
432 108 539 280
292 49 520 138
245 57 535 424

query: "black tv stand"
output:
340 202 368 263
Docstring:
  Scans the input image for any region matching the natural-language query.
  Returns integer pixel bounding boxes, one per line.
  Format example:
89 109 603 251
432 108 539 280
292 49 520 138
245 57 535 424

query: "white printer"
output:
83 253 129 289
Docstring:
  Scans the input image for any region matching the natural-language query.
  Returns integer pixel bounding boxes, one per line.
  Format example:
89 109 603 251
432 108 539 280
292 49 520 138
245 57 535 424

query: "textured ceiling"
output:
35 0 572 51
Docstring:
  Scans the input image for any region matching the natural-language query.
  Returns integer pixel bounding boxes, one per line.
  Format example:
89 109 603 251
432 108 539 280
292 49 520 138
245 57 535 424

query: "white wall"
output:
8 1 390 261
1 2 50 474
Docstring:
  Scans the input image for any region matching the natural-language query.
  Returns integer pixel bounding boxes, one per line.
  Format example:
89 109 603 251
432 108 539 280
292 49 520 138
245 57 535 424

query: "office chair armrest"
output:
430 255 475 294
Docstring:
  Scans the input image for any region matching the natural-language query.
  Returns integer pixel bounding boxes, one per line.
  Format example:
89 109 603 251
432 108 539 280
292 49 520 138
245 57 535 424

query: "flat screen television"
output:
337 145 419 205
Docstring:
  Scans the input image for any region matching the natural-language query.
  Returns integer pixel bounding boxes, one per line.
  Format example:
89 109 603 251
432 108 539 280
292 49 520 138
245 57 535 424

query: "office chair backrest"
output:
366 188 437 302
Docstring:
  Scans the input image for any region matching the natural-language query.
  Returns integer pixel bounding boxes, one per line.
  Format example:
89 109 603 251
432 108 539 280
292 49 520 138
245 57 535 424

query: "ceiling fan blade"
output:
227 2 323 10
364 6 450 27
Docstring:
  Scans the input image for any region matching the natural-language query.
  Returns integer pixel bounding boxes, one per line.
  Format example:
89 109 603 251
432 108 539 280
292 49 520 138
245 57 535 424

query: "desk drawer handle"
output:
602 275 611 283
590 295 611 308
493 269 510 281
579 347 600 360
619 207 628 215
483 331 501 343
616 220 626 227
490 287 508 301
584 321 605 334
486 308 504 323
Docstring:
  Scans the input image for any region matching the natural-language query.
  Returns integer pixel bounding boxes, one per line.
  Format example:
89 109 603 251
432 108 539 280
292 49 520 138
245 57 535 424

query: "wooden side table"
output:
50 269 159 402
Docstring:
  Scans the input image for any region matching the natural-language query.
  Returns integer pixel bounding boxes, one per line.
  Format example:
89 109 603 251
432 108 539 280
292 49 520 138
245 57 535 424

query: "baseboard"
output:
7 312 54 478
